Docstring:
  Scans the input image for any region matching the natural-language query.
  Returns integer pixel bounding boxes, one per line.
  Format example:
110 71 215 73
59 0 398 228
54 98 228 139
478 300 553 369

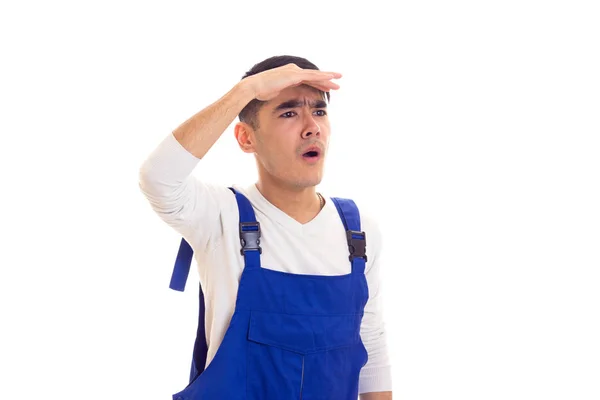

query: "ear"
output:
234 122 256 153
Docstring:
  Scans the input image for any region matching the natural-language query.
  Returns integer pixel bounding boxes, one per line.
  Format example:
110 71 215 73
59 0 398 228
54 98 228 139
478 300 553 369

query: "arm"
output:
359 214 393 397
138 81 256 251
172 81 256 159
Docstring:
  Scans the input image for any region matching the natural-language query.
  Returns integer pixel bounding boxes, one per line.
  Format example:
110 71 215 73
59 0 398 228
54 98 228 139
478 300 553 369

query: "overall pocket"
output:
246 310 363 400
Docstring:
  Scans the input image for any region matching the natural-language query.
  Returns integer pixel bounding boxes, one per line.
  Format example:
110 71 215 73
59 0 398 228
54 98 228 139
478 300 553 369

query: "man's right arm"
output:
172 81 257 159
138 80 256 252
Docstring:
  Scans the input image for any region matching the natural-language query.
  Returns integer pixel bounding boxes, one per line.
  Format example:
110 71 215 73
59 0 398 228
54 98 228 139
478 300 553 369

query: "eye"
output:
280 110 328 118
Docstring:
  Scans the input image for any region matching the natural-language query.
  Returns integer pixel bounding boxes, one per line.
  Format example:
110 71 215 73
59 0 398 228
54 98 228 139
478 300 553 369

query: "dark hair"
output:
238 55 331 130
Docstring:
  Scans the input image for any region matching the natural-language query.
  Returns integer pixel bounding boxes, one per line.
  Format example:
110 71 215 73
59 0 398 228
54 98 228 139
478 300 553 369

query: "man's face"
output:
252 84 331 190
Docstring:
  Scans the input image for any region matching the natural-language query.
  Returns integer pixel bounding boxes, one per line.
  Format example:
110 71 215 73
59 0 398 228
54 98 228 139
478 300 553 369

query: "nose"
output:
301 111 321 139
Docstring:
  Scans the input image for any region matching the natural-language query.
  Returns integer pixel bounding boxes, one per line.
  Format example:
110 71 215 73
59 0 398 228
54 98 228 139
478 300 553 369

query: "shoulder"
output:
326 195 381 233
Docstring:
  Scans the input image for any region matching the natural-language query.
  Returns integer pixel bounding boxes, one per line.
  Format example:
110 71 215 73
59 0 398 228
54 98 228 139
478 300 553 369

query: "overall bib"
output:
168 188 369 399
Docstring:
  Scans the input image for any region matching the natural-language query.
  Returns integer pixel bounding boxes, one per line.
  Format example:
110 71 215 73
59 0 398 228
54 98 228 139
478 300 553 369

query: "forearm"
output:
173 80 256 158
360 391 392 400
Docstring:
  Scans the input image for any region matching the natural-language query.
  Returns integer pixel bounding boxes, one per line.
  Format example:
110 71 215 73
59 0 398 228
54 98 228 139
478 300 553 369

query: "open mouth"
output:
303 150 320 158
301 145 322 163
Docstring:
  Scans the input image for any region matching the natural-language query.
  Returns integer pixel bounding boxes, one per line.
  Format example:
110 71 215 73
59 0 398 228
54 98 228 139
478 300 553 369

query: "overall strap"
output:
168 187 262 291
331 197 367 274
169 238 193 292
230 187 262 271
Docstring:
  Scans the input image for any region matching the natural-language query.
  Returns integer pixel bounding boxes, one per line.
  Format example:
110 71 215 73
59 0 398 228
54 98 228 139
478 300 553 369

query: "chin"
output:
297 175 323 188
268 166 324 189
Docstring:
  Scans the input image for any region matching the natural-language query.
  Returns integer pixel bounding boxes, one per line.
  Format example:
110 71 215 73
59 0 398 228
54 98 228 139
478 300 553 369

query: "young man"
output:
139 56 392 399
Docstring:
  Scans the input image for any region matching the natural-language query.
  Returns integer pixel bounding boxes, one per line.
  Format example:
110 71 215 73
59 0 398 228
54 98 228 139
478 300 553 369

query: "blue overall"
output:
168 188 369 399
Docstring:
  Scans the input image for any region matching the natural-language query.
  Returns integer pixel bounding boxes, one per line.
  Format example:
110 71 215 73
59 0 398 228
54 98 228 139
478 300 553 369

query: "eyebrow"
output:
272 98 328 115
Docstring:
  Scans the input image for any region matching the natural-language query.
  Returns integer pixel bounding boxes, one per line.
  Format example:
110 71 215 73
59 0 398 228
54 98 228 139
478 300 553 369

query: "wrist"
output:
235 78 257 104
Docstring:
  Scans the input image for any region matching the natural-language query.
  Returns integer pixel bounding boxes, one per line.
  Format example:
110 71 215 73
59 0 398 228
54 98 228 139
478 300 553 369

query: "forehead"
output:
266 84 326 107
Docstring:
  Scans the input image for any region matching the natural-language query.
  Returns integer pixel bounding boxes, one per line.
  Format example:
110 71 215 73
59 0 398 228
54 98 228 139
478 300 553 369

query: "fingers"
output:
286 63 342 78
307 68 342 79
318 81 340 91
300 69 342 81
299 70 341 92
285 66 342 92
304 80 340 92
324 72 343 79
324 80 340 89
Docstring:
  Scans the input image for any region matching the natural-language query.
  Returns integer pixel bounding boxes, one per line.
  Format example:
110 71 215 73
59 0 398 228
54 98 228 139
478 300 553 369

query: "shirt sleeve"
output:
358 212 393 394
138 132 231 253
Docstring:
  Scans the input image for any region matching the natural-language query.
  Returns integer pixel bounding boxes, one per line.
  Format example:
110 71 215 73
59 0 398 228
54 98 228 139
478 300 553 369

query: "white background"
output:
1 0 599 399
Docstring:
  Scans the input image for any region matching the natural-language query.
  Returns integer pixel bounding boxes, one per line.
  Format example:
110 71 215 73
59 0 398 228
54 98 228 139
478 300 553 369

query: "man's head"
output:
235 55 332 191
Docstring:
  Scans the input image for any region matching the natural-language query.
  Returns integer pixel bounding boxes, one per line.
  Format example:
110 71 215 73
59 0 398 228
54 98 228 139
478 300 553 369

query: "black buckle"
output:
240 222 262 255
346 230 367 262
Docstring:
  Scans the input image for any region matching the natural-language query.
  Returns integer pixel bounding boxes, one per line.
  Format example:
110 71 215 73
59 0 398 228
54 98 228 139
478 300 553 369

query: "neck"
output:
255 178 323 224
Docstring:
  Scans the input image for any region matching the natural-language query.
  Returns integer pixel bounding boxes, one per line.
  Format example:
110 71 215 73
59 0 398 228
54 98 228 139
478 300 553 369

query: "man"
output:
139 55 392 399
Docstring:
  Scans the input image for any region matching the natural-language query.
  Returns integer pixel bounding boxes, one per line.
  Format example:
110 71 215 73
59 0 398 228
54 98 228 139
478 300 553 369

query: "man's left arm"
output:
359 214 393 397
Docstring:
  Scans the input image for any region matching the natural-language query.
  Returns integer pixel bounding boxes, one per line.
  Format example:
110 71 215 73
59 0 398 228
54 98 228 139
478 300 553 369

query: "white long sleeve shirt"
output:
139 132 392 394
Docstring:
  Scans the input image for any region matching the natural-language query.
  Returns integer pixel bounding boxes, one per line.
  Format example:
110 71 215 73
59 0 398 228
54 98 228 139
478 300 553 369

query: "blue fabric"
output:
170 189 369 400
169 237 193 292
189 282 208 383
